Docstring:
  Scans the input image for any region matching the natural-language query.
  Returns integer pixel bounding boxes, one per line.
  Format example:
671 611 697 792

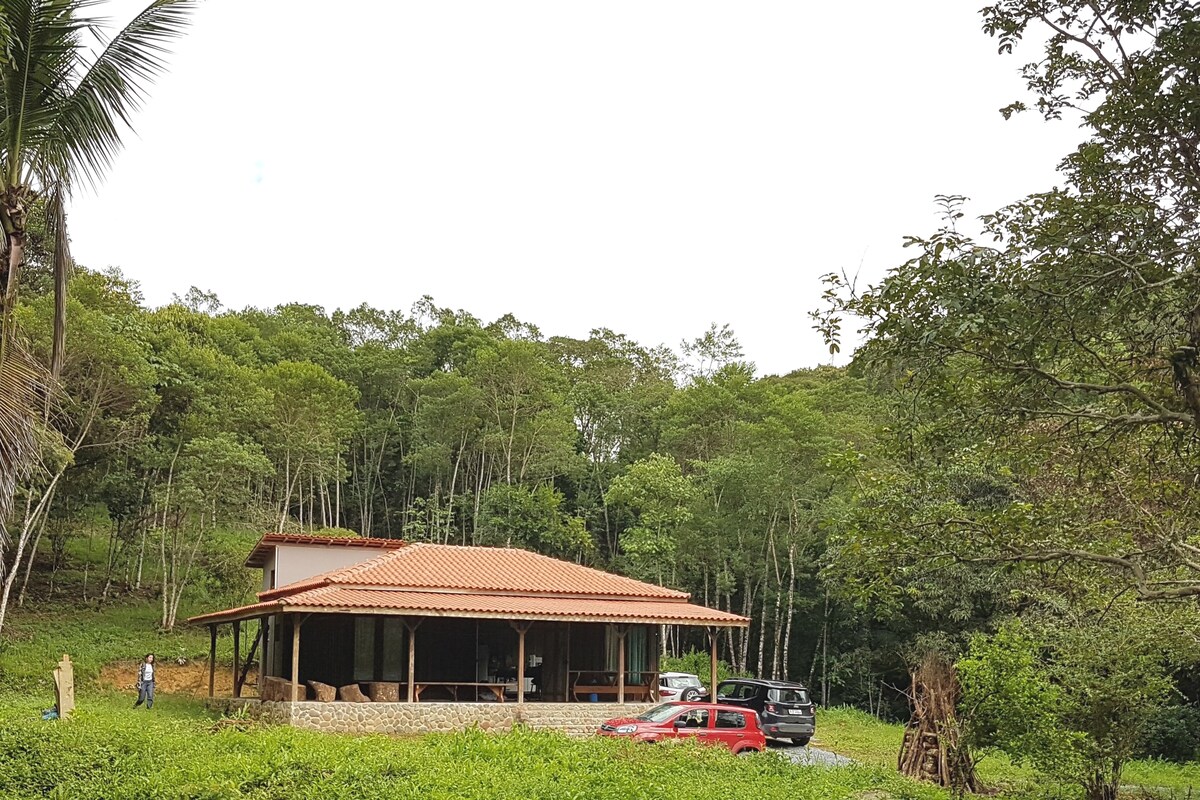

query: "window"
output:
719 682 756 700
381 617 405 681
667 676 698 689
768 688 810 704
716 711 747 729
639 704 683 723
353 617 375 681
676 709 709 729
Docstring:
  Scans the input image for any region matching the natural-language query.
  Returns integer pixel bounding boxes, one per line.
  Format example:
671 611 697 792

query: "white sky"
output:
69 1 1083 376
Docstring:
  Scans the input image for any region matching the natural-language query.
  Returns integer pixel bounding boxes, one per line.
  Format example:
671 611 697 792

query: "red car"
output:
597 702 766 754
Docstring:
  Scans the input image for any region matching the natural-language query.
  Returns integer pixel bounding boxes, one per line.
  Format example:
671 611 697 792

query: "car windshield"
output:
666 676 699 688
768 688 810 704
637 704 684 723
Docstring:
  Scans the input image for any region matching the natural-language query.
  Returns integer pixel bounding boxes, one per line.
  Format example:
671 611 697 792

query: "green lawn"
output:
0 694 949 800
815 707 1199 799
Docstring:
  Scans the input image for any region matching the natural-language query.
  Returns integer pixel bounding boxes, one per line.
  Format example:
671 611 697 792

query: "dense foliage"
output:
813 1 1200 796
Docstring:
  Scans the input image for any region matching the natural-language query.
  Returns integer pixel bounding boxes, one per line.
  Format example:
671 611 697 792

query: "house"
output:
190 534 748 707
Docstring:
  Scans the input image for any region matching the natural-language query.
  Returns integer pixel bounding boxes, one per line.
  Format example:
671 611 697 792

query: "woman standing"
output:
134 654 156 709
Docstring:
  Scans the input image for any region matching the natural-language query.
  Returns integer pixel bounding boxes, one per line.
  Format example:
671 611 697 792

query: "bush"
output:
1137 705 1200 763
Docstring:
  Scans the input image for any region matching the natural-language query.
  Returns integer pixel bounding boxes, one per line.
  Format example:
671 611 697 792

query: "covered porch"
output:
198 609 731 706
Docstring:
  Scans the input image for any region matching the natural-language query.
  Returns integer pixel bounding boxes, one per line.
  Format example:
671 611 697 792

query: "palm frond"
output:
0 0 92 187
45 0 195 189
0 336 49 524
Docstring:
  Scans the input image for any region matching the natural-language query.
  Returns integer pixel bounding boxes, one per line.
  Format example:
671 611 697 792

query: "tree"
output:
0 0 192 519
960 605 1195 800
814 0 1200 599
261 361 360 533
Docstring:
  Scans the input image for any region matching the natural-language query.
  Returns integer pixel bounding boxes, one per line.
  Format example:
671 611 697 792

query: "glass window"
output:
768 688 810 704
716 711 747 729
381 617 405 681
638 703 683 723
667 676 698 689
353 617 375 681
676 709 709 729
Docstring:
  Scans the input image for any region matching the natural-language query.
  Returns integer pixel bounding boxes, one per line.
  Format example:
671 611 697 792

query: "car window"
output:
667 676 694 689
768 688 810 704
675 709 709 729
717 682 748 700
638 704 682 723
715 711 747 729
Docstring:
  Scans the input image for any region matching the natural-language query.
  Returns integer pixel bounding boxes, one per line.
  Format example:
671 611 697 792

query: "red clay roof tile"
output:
191 586 747 626
264 543 690 601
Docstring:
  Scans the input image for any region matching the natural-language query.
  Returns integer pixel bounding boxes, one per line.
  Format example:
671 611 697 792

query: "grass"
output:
0 694 951 800
0 595 236 694
814 707 1200 799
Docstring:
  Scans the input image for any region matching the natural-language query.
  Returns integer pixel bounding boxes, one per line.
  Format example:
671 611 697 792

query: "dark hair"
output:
145 653 155 661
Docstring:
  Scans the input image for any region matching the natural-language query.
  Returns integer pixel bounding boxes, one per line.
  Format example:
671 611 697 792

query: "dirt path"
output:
99 660 259 698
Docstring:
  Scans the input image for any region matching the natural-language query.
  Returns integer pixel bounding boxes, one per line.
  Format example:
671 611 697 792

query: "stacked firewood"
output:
897 654 980 795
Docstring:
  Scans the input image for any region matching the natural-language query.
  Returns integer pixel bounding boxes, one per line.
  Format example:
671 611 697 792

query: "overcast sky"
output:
69 1 1083 376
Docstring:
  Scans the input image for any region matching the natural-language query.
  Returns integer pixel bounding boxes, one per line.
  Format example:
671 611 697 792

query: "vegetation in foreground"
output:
816 708 1199 800
0 695 945 800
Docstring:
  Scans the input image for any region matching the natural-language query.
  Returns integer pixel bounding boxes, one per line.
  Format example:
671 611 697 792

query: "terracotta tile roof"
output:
190 541 746 628
244 533 405 567
189 586 748 627
262 543 690 601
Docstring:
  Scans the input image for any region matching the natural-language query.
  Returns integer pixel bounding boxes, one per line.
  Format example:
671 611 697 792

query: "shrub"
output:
1137 705 1200 763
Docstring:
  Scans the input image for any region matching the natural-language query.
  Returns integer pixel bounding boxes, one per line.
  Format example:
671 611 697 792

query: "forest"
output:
2 1 1200 799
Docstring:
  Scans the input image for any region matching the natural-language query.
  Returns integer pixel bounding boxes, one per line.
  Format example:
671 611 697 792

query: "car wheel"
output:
681 688 701 701
793 737 810 747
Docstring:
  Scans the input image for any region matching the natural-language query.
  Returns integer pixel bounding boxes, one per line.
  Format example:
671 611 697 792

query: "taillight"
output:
765 703 777 713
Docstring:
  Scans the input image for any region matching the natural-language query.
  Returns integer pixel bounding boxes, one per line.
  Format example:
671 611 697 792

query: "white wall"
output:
270 543 388 589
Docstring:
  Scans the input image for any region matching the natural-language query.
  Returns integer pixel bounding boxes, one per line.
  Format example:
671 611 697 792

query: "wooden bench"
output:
412 682 507 702
571 684 654 702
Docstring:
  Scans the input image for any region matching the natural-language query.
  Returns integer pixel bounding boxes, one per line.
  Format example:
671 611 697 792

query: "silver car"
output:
657 672 709 701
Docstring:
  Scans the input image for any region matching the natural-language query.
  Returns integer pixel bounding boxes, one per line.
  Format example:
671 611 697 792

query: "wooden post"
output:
208 625 217 698
53 654 75 718
258 616 268 695
708 627 718 699
290 616 301 702
511 621 532 704
617 625 627 704
404 618 423 702
232 620 241 698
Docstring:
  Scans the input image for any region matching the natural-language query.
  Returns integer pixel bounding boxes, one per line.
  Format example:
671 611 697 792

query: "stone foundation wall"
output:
208 699 654 736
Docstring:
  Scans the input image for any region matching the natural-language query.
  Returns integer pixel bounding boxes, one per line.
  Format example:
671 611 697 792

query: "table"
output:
412 681 508 702
569 671 658 702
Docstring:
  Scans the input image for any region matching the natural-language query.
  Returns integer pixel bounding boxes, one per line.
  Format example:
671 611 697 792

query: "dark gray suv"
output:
715 678 815 746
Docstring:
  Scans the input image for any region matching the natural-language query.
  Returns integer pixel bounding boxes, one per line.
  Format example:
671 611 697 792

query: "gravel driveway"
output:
767 740 853 767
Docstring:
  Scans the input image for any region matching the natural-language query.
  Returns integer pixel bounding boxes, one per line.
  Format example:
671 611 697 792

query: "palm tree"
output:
0 0 193 521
